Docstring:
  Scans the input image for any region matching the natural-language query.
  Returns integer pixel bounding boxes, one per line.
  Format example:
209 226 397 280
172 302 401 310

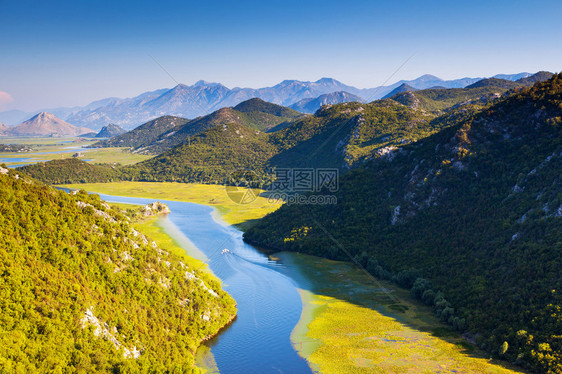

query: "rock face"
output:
141 202 171 216
7 112 92 137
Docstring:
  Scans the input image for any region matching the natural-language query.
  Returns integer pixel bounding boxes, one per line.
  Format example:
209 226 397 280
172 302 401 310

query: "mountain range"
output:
0 73 537 130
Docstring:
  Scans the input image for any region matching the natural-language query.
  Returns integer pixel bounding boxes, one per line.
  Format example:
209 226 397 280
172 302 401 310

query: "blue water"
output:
0 157 33 164
78 192 313 374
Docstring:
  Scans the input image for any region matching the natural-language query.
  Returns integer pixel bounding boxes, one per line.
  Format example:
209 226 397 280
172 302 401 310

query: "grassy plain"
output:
280 253 524 374
0 137 152 166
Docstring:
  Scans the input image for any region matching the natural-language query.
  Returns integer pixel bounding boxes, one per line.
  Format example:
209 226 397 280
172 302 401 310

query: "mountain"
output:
127 122 278 184
0 123 7 135
64 88 169 130
233 97 302 118
382 83 418 99
6 112 92 137
90 115 189 149
0 166 236 372
95 124 127 138
465 78 523 89
289 91 364 113
130 99 303 154
114 95 486 184
0 109 34 126
388 80 516 113
2 73 542 129
516 71 554 86
492 72 531 81
19 158 124 184
243 74 562 373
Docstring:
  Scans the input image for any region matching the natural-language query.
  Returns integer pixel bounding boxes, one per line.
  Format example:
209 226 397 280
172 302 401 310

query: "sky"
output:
0 0 561 111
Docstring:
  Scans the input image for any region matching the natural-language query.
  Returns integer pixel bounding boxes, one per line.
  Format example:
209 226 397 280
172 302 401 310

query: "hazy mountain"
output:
492 72 531 81
2 73 545 129
0 123 7 135
95 124 127 138
382 83 418 99
90 115 189 149
6 112 92 137
0 109 33 126
64 88 169 130
289 91 364 113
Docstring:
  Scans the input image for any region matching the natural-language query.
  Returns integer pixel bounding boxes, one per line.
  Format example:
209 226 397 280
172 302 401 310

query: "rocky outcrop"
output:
141 202 171 216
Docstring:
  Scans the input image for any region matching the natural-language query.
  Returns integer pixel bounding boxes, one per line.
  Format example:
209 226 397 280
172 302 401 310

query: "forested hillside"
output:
0 166 236 372
124 98 303 155
244 74 562 373
90 115 189 149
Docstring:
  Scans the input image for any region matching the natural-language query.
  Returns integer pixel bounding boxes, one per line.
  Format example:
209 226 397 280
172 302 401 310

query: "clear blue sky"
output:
1 0 561 111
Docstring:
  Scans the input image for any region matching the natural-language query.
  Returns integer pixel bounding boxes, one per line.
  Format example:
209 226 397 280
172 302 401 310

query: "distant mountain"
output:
382 83 418 99
0 109 35 126
516 71 554 86
0 123 7 135
95 124 126 138
90 115 189 149
289 91 363 113
2 72 545 129
492 72 531 81
6 112 92 137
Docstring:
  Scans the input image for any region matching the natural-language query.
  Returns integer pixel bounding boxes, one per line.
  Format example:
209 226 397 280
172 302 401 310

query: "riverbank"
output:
123 207 227 374
63 181 282 229
277 252 524 374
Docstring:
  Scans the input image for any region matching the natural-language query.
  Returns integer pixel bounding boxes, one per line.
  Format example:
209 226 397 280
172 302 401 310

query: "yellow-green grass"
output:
0 137 152 166
0 137 87 145
63 182 282 229
279 253 524 374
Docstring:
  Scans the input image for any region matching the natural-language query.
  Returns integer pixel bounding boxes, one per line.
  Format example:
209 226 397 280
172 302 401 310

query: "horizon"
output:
1 0 561 111
0 71 551 115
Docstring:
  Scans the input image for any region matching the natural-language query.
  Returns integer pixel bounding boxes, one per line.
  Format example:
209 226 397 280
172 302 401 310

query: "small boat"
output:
221 248 231 254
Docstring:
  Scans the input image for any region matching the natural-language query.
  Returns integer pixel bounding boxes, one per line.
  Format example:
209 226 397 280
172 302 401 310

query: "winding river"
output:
90 192 313 374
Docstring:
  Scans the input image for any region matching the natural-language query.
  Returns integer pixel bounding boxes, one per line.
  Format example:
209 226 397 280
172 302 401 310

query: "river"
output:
88 192 313 374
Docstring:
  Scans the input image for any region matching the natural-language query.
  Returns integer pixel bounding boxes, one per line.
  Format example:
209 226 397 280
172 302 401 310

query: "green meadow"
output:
0 137 152 166
280 253 524 374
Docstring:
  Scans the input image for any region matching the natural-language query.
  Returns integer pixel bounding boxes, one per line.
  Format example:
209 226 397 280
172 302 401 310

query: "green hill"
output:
465 77 523 89
0 166 236 372
233 97 302 118
244 74 562 373
19 158 123 184
388 81 516 113
24 96 488 185
138 99 303 154
516 71 555 86
127 123 278 184
90 115 189 150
